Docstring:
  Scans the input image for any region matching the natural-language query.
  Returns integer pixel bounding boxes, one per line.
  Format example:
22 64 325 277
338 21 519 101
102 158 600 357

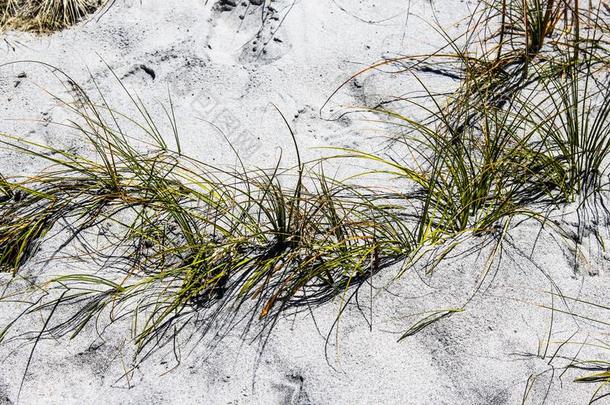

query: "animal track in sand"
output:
265 372 310 405
209 0 293 65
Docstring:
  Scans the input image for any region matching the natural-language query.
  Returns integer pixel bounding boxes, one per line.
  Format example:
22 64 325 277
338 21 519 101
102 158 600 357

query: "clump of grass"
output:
320 0 610 348
0 0 108 33
0 76 419 363
335 73 563 251
336 1 610 223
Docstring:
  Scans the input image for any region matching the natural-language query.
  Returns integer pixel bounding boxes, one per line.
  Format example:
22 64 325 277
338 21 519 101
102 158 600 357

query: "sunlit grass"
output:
0 0 108 33
0 2 609 400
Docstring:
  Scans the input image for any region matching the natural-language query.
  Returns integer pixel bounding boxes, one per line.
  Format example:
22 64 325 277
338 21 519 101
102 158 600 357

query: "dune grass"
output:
328 0 610 397
0 1 609 399
0 78 419 361
323 0 610 381
0 0 108 33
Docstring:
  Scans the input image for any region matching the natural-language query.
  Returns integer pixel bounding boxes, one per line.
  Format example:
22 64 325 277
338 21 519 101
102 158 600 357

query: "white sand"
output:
1 0 609 403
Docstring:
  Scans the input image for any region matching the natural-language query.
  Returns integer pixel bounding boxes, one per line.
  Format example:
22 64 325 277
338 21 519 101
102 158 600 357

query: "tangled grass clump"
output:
0 0 107 33
325 1 610 397
0 78 419 362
